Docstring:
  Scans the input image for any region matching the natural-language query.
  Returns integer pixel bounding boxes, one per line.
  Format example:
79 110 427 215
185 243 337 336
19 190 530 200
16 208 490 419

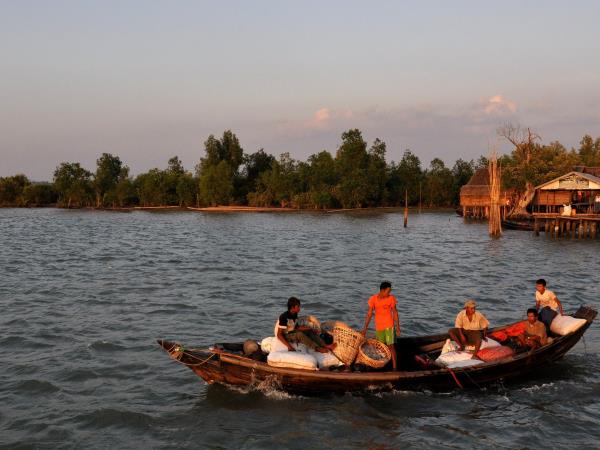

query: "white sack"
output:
260 337 274 354
445 359 485 369
435 350 475 367
261 336 288 353
550 315 587 336
267 351 318 370
311 350 343 369
441 337 500 354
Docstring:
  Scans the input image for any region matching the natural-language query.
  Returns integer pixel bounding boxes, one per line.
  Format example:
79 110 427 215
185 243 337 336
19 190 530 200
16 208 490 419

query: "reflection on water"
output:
0 208 598 448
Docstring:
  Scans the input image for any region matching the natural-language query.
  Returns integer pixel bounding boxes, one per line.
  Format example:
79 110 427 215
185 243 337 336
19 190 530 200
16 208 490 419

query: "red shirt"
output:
368 294 397 331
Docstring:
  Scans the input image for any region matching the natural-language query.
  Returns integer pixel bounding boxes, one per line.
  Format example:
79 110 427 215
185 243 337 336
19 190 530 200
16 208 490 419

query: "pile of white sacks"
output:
435 337 501 369
260 336 342 370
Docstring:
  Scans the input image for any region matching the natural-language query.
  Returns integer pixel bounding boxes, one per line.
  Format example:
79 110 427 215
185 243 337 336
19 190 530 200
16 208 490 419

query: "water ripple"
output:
0 208 598 448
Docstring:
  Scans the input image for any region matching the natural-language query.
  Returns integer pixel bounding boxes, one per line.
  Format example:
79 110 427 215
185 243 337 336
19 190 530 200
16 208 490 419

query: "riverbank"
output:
0 205 456 214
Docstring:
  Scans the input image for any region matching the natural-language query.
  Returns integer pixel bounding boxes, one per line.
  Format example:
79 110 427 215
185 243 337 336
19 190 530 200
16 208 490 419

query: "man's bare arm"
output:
555 296 565 315
362 307 373 336
393 306 400 336
276 328 295 351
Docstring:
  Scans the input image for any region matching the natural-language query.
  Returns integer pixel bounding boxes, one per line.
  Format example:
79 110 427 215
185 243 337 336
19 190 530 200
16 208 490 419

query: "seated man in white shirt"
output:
448 300 490 358
535 278 564 331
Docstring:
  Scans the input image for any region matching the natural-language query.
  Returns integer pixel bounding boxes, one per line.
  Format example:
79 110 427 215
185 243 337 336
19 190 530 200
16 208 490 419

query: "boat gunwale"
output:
205 314 594 380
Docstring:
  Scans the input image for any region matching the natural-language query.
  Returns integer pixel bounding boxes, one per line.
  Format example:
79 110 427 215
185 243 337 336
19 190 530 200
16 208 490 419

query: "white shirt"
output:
455 310 489 330
536 289 559 310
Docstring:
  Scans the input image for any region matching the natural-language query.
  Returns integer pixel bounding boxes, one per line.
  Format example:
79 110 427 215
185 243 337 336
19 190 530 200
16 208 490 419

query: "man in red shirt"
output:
361 281 400 370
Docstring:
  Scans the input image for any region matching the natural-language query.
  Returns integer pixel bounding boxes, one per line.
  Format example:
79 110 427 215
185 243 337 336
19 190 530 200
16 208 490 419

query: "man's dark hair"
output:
380 281 392 290
536 278 546 286
287 297 301 310
527 308 538 317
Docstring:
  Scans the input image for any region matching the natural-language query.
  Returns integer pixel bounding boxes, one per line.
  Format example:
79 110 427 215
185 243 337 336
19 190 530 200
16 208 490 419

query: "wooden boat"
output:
502 219 534 231
158 306 596 395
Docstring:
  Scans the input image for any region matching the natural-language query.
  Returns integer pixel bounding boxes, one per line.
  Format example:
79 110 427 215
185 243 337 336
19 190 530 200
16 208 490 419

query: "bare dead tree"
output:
497 123 542 218
497 123 541 163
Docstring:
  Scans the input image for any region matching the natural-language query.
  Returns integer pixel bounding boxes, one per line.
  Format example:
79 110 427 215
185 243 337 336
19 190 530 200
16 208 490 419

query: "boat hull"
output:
159 306 596 394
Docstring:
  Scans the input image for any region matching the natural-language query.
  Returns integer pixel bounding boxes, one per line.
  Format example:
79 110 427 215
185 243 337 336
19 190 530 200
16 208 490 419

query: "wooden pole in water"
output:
404 189 408 228
488 150 502 237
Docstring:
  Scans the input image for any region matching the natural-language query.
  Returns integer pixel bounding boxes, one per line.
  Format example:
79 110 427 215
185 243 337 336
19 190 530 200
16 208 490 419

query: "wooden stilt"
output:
403 189 408 228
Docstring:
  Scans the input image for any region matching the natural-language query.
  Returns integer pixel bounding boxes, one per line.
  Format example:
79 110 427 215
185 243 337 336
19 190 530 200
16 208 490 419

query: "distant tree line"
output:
2 128 600 209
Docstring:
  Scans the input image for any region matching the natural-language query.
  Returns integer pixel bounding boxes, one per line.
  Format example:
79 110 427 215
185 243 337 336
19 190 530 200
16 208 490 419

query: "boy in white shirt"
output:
535 278 564 332
535 279 564 315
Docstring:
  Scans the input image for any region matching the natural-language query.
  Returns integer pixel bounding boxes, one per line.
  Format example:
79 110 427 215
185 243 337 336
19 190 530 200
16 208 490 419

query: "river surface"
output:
0 208 598 449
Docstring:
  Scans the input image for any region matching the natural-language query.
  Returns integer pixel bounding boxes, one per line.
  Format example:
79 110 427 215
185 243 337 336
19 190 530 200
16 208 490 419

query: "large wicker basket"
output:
330 325 364 365
355 339 392 369
321 320 350 332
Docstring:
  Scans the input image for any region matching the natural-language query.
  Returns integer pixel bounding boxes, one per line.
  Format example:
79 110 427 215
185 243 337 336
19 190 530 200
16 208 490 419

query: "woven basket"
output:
330 325 364 365
297 315 321 332
321 320 351 332
355 339 392 369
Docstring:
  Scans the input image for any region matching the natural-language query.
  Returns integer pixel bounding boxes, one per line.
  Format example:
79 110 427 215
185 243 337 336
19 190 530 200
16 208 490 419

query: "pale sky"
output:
2 1 600 180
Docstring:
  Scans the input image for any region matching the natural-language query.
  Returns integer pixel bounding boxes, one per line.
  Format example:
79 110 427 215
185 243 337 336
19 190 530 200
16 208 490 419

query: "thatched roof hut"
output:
460 168 513 218
460 168 490 207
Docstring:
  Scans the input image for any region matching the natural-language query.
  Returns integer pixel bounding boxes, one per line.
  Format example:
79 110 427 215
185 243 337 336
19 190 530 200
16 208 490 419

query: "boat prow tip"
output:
156 339 178 352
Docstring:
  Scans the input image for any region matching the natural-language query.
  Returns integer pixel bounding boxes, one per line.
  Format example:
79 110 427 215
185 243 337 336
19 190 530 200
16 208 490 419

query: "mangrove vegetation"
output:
1 128 600 210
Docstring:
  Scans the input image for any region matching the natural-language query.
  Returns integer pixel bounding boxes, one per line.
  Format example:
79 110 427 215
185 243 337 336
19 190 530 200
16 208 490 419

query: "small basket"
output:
330 325 364 365
297 315 321 332
321 320 351 332
355 339 392 369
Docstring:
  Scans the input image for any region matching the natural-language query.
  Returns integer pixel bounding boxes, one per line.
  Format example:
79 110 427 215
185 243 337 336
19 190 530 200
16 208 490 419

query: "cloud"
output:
276 107 356 137
313 107 331 124
310 107 354 127
266 93 599 166
483 94 517 115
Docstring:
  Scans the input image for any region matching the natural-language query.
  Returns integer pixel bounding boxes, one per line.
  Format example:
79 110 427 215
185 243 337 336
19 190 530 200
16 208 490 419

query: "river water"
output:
0 208 598 449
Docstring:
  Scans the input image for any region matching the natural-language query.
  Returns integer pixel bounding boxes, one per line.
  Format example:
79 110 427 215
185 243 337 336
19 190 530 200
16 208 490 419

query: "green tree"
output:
198 131 245 205
53 163 93 208
94 153 123 207
577 135 600 166
199 160 234 206
0 174 30 206
334 129 369 208
23 183 57 206
306 150 337 209
176 172 197 207
387 150 422 205
423 158 454 206
365 138 388 206
135 169 164 206
114 173 137 207
253 153 300 207
243 149 276 193
167 155 185 175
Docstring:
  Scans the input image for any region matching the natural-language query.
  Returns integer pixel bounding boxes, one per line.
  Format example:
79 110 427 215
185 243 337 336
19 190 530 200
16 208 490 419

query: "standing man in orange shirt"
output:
361 281 400 370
